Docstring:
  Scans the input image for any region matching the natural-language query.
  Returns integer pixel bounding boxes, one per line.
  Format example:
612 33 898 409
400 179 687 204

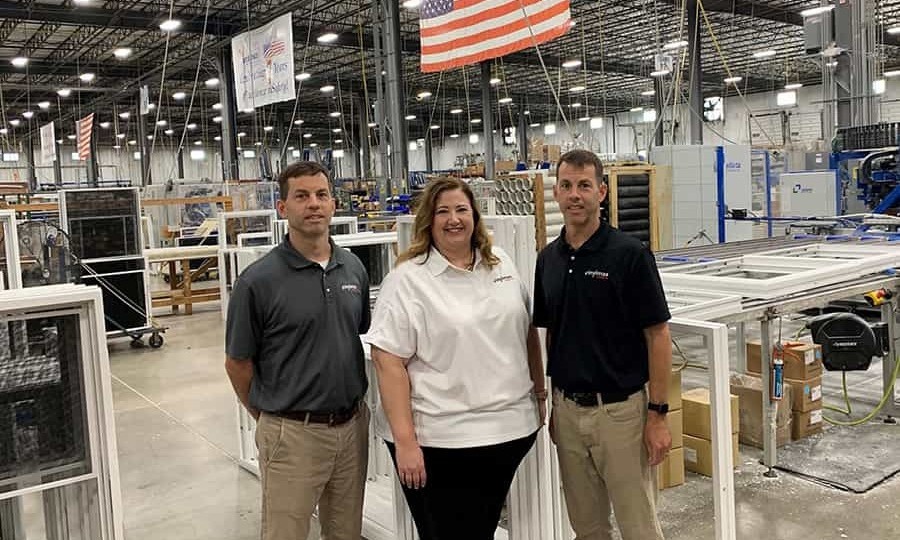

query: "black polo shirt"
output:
533 221 670 394
225 236 371 413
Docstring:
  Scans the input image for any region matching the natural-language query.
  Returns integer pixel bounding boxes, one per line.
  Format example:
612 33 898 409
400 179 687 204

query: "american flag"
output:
76 113 94 161
419 0 571 73
264 39 286 61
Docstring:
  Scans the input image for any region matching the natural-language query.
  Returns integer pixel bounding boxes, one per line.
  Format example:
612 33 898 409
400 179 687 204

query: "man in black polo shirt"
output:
534 149 672 540
225 161 371 540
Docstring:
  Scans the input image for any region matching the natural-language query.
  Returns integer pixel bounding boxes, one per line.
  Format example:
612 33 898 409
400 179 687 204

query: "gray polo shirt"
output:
225 236 371 413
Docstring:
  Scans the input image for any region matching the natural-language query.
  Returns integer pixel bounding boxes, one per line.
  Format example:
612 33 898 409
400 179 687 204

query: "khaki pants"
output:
551 389 663 540
255 406 370 540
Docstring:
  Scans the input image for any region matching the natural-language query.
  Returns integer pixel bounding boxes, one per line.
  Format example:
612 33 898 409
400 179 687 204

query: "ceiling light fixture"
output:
450 108 463 114
295 72 311 81
883 70 900 78
334 139 343 143
562 59 582 68
11 57 28 67
641 90 656 96
529 122 540 127
320 85 335 93
303 133 312 139
417 90 432 99
113 47 132 59
785 82 804 89
430 124 440 130
889 27 900 35
187 123 197 130
116 133 126 139
329 111 341 117
212 102 222 110
569 85 585 92
332 128 342 133
264 126 274 132
753 50 777 59
204 78 219 87
570 102 582 108
237 132 246 137
79 72 95 82
470 118 481 124
317 32 339 43
38 101 50 109
215 136 222 141
450 133 460 138
195 140 203 146
630 106 644 112
724 76 743 84
295 119 305 125
67 134 76 140
367 122 377 127
57 88 72 97
800 5 835 17
651 69 670 77
164 128 174 135
212 116 222 123
663 40 689 50
405 114 416 120
489 77 501 85
402 0 423 8
159 19 181 32
578 116 590 121
499 97 513 104
9 119 20 127
22 111 34 119
118 112 130 119
156 119 167 126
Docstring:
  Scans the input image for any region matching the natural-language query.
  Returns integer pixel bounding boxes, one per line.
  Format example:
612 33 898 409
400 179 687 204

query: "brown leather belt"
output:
273 401 361 426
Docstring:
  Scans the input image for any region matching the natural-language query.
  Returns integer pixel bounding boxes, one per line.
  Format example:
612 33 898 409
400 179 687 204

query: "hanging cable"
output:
280 1 318 161
148 0 179 161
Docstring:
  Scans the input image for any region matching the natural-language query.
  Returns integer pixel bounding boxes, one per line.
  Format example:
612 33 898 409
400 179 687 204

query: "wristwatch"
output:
648 402 669 415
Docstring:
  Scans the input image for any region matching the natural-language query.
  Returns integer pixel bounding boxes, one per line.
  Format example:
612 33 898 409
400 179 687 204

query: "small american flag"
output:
264 39 286 61
419 0 571 73
76 113 94 161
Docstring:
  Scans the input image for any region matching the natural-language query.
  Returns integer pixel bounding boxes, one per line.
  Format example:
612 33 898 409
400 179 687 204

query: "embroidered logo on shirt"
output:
584 270 609 280
494 275 515 283
341 284 360 294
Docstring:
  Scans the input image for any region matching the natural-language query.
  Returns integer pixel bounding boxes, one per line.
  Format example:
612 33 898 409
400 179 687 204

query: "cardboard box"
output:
683 433 740 477
792 407 824 440
729 373 793 449
494 160 517 172
682 388 739 440
669 370 682 411
542 144 561 162
657 447 685 490
668 409 683 449
786 376 823 413
746 341 823 381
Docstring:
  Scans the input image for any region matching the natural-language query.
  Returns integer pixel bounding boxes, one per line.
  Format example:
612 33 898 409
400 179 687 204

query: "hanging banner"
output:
231 13 296 111
40 122 56 164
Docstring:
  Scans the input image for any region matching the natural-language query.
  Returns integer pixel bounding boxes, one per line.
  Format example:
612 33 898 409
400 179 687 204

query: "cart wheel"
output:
130 338 145 349
149 333 164 348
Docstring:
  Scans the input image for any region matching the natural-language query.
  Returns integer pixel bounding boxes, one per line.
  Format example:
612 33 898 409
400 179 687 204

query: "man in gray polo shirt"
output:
225 160 371 540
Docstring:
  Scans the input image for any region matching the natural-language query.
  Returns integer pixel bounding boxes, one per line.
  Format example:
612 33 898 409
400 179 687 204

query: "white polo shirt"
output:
365 246 540 448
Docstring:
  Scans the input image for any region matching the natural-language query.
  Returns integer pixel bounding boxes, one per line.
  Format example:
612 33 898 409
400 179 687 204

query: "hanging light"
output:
159 19 181 32
38 101 51 109
172 91 187 100
562 59 581 69
113 48 132 59
204 78 220 87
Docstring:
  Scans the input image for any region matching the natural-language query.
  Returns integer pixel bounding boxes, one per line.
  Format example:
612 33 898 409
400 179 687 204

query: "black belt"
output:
273 400 361 426
557 388 640 407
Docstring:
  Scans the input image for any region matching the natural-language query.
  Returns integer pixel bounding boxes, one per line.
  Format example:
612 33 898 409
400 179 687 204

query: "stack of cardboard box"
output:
746 341 824 441
657 370 684 490
681 387 740 476
730 373 793 448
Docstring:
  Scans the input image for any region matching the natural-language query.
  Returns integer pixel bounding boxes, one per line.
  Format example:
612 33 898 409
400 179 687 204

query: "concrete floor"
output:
111 306 900 540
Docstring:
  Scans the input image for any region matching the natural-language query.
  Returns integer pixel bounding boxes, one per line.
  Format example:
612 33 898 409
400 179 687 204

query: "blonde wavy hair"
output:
397 177 500 268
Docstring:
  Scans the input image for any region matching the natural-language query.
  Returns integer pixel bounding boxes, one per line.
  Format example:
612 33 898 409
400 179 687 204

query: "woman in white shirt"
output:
366 177 546 540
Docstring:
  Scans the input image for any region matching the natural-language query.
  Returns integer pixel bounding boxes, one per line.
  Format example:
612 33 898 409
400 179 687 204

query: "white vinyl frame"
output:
660 250 900 298
0 209 22 289
665 288 744 321
0 284 123 540
216 210 277 319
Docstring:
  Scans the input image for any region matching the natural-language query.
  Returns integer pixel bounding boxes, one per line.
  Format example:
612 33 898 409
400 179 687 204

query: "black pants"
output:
385 431 538 540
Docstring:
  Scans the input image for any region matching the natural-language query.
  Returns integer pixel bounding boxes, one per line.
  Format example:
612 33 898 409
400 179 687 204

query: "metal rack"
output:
58 188 161 348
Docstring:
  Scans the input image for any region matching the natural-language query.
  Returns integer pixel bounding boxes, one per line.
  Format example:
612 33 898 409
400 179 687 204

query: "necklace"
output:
439 247 476 271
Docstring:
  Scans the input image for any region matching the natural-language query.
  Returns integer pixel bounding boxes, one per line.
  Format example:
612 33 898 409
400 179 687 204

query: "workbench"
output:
145 245 220 315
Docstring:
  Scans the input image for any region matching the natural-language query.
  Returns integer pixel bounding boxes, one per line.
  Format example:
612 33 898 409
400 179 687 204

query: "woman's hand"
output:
395 441 427 489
